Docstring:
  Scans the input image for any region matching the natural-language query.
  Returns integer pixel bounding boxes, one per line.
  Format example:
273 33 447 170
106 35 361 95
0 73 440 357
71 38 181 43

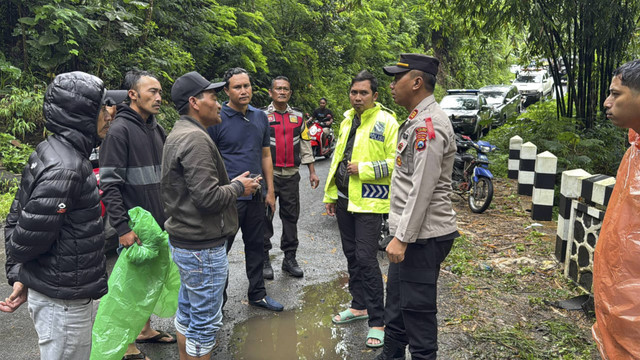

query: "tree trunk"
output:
139 0 154 47
17 3 28 71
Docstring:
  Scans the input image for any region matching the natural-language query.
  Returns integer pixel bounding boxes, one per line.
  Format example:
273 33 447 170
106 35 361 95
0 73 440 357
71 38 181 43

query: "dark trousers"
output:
226 199 267 302
264 172 300 255
384 238 454 360
336 197 384 327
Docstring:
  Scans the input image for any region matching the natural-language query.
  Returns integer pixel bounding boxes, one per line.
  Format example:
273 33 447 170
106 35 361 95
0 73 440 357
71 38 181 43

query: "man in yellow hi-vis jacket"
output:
323 70 398 349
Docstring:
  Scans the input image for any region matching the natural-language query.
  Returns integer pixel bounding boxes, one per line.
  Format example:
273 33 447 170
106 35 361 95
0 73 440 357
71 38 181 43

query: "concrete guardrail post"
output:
555 169 591 262
517 141 537 196
580 174 616 207
531 151 557 221
508 135 523 180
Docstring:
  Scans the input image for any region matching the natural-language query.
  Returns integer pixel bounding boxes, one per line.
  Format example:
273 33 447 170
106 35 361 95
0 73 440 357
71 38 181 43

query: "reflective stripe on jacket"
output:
323 102 399 213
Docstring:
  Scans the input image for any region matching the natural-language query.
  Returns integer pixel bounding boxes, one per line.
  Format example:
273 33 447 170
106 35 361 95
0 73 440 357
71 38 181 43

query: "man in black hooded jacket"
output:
99 70 173 359
1 71 119 359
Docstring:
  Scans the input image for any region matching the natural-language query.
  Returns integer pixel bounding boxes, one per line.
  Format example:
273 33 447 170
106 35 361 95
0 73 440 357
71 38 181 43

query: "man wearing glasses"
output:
262 76 319 279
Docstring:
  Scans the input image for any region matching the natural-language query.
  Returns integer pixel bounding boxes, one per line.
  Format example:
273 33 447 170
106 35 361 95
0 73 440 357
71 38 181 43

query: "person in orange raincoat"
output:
593 59 640 359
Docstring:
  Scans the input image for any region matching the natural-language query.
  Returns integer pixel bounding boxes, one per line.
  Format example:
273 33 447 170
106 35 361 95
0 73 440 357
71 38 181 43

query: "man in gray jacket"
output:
161 71 259 360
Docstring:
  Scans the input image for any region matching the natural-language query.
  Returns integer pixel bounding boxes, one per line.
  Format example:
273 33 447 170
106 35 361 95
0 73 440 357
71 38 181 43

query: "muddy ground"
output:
437 177 598 359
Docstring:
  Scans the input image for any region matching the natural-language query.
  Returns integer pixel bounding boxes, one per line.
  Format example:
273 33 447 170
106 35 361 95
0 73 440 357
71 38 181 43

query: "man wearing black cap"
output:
376 54 460 360
162 71 259 359
2 71 125 359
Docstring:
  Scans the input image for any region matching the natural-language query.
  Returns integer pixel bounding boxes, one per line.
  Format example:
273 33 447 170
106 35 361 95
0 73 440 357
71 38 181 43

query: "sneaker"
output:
263 253 274 280
249 295 284 312
282 254 303 278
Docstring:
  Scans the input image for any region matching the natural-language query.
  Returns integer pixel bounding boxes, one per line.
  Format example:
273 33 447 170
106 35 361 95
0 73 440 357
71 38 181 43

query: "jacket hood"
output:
44 71 104 156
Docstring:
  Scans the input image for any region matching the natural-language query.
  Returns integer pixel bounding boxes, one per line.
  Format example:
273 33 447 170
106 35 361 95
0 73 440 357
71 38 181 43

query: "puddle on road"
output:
230 273 353 360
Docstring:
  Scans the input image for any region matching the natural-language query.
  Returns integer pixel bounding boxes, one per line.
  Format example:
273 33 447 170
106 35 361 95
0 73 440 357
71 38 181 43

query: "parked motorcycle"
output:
306 114 336 158
451 133 497 213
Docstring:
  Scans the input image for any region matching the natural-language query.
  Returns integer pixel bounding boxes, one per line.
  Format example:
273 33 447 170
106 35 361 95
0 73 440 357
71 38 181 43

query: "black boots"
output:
264 252 303 278
282 252 303 277
374 335 406 360
263 253 274 280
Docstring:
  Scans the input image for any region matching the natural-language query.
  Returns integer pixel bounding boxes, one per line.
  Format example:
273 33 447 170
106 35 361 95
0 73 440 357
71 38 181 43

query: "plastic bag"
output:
90 207 180 360
592 129 640 359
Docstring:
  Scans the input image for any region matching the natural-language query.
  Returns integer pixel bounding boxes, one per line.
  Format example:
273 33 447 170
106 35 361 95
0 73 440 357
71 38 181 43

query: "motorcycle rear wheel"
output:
468 176 493 213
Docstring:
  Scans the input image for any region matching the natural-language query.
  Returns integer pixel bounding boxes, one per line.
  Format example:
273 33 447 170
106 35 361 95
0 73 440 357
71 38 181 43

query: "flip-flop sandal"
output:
332 309 369 324
365 328 385 348
135 330 177 344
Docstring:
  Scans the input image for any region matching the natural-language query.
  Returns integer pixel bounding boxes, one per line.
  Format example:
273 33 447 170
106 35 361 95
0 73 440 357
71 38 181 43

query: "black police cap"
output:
383 53 439 76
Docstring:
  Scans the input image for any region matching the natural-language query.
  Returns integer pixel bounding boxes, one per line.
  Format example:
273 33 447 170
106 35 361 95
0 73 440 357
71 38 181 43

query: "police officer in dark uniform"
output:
376 54 460 360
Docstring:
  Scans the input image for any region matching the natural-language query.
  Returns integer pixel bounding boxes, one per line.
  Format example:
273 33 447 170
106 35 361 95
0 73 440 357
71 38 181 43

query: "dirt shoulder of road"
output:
438 177 599 359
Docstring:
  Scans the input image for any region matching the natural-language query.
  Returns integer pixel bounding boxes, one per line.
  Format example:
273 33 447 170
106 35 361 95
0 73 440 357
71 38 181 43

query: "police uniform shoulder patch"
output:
415 127 428 152
408 109 418 120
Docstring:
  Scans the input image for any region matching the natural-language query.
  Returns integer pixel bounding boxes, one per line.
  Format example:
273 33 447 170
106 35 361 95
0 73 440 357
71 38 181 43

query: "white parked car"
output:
513 70 554 107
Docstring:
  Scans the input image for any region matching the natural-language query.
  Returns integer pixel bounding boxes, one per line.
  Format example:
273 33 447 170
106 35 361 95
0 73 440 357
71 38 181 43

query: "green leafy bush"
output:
0 86 46 141
0 133 34 173
0 183 18 223
0 54 21 90
486 101 627 177
156 104 179 133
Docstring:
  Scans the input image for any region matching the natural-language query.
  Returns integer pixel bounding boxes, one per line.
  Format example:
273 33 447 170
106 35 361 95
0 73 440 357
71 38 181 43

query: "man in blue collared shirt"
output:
208 68 284 312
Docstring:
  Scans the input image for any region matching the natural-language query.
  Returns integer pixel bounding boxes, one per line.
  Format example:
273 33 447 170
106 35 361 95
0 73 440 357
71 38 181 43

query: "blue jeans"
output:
170 242 228 357
27 289 93 360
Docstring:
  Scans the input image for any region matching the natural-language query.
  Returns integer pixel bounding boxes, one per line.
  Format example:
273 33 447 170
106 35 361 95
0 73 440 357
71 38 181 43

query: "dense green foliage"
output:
486 101 628 177
448 0 640 130
0 86 45 141
0 132 34 173
0 0 638 177
0 0 520 121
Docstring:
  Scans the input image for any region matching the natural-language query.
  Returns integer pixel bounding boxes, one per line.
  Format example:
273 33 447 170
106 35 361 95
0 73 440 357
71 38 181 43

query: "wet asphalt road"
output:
0 157 393 360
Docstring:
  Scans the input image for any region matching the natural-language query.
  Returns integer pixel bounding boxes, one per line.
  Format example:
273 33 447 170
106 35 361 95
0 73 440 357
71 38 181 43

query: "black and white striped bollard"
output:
508 135 522 180
517 141 537 196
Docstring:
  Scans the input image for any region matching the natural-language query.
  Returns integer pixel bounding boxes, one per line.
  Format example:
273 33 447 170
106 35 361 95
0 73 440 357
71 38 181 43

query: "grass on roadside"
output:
0 182 18 222
472 319 596 359
441 225 596 358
